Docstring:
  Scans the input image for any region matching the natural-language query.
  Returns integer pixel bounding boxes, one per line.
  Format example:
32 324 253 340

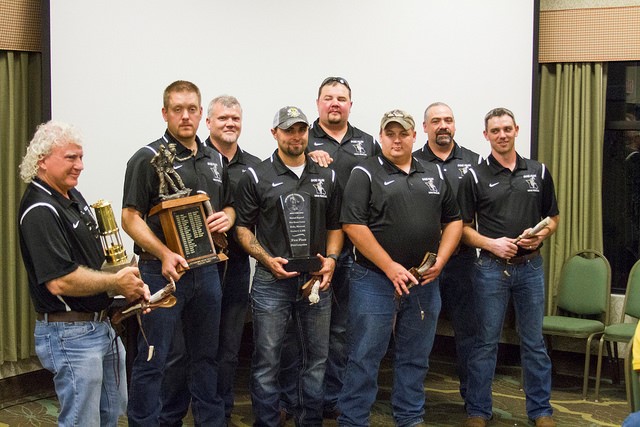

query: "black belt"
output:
37 310 109 322
482 249 540 265
139 252 158 261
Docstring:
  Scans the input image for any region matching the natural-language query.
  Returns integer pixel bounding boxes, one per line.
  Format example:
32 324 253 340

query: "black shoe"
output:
322 407 341 419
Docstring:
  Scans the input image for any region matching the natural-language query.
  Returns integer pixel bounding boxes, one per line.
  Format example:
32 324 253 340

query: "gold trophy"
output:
91 199 136 272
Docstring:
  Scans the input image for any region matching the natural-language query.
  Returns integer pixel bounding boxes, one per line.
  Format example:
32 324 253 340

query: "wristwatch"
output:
327 254 339 262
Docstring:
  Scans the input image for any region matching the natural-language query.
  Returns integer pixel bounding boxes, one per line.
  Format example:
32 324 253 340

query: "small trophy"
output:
279 192 321 272
91 199 136 272
148 143 227 272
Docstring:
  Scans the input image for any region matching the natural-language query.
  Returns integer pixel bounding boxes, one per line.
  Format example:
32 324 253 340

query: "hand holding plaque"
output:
280 192 322 272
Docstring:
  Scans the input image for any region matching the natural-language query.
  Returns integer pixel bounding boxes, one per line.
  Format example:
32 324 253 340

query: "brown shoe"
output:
462 417 487 427
534 416 556 427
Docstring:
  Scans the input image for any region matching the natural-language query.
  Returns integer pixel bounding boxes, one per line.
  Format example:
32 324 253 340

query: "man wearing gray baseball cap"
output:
234 105 343 426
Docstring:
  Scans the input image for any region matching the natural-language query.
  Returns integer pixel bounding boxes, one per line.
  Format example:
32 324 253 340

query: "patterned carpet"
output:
0 336 632 426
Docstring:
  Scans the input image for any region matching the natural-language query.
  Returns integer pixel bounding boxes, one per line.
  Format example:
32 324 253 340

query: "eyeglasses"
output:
320 76 350 90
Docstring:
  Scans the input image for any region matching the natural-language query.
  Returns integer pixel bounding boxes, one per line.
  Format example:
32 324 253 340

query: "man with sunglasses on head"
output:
279 76 380 420
413 102 480 402
338 110 462 426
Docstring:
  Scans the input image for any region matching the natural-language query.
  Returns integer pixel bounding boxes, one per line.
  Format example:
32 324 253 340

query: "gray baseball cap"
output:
273 106 309 130
380 109 415 130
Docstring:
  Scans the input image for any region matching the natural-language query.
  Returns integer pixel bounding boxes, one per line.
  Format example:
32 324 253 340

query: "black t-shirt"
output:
205 138 262 260
234 150 342 264
122 131 232 254
458 153 559 256
341 155 461 272
18 179 110 313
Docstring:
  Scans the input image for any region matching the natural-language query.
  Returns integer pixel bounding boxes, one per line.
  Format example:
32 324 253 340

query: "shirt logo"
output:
457 164 472 177
489 182 500 188
422 177 440 194
313 142 324 146
352 140 367 156
207 162 222 182
272 182 284 187
312 178 327 197
72 221 80 228
384 180 395 186
524 174 539 192
174 164 183 170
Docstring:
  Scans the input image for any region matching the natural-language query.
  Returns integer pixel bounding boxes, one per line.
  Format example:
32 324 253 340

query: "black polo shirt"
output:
234 150 342 264
458 153 559 256
18 179 109 313
413 140 480 197
308 119 380 189
341 155 461 273
205 137 262 259
123 130 231 254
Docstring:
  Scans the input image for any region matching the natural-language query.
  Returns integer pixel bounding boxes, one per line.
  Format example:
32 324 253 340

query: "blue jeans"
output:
251 265 331 427
465 253 553 420
439 249 477 399
127 260 225 427
337 263 441 427
159 256 252 424
623 411 640 426
279 249 353 414
35 318 126 427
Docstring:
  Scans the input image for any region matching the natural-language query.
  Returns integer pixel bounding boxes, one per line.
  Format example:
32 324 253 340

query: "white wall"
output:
50 0 534 248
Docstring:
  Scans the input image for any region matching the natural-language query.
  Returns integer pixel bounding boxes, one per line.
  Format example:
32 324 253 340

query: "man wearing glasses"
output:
338 110 462 426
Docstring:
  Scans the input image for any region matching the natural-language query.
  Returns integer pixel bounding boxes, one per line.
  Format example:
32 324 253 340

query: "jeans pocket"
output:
34 327 57 374
253 266 278 284
349 263 369 282
60 322 97 341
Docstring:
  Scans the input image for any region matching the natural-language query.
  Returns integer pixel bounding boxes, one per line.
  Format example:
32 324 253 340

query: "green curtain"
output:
0 50 42 364
537 62 607 314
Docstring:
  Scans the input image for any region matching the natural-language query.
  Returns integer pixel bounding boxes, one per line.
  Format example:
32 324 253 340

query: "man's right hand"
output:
266 256 300 280
384 261 418 296
488 237 519 259
114 266 149 302
308 150 333 168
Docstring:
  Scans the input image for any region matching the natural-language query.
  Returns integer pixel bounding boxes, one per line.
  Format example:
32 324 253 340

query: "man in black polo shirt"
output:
458 108 559 427
338 110 462 426
205 95 261 420
18 121 149 426
280 76 380 419
122 80 234 426
235 106 343 426
413 102 480 401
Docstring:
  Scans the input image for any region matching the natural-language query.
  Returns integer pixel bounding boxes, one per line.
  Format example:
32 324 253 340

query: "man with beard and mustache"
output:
279 77 379 420
413 102 480 403
234 106 343 426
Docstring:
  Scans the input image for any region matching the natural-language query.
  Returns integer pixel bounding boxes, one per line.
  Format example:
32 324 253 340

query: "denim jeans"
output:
159 256 252 425
623 410 640 426
217 256 252 418
337 263 441 427
465 253 553 420
439 249 477 399
127 260 225 427
35 318 126 427
279 249 353 414
251 265 331 427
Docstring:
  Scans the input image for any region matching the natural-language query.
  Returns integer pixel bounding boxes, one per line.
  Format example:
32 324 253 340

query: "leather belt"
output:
37 310 108 322
482 249 540 265
139 252 158 261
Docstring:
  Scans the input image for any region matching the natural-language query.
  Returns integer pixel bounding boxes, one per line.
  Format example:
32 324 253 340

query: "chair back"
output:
623 259 640 320
555 249 611 323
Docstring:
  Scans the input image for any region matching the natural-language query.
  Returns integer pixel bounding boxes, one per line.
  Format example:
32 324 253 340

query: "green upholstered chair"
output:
594 259 640 405
542 249 611 400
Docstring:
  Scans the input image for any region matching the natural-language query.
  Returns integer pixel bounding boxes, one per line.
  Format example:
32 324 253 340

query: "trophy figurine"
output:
148 143 227 272
396 251 437 298
91 199 136 272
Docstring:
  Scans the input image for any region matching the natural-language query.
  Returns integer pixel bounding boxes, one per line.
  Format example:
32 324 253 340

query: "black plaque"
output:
172 205 214 260
280 192 321 272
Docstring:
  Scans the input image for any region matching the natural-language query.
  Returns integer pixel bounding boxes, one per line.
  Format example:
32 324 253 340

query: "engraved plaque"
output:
280 192 321 272
150 193 227 272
